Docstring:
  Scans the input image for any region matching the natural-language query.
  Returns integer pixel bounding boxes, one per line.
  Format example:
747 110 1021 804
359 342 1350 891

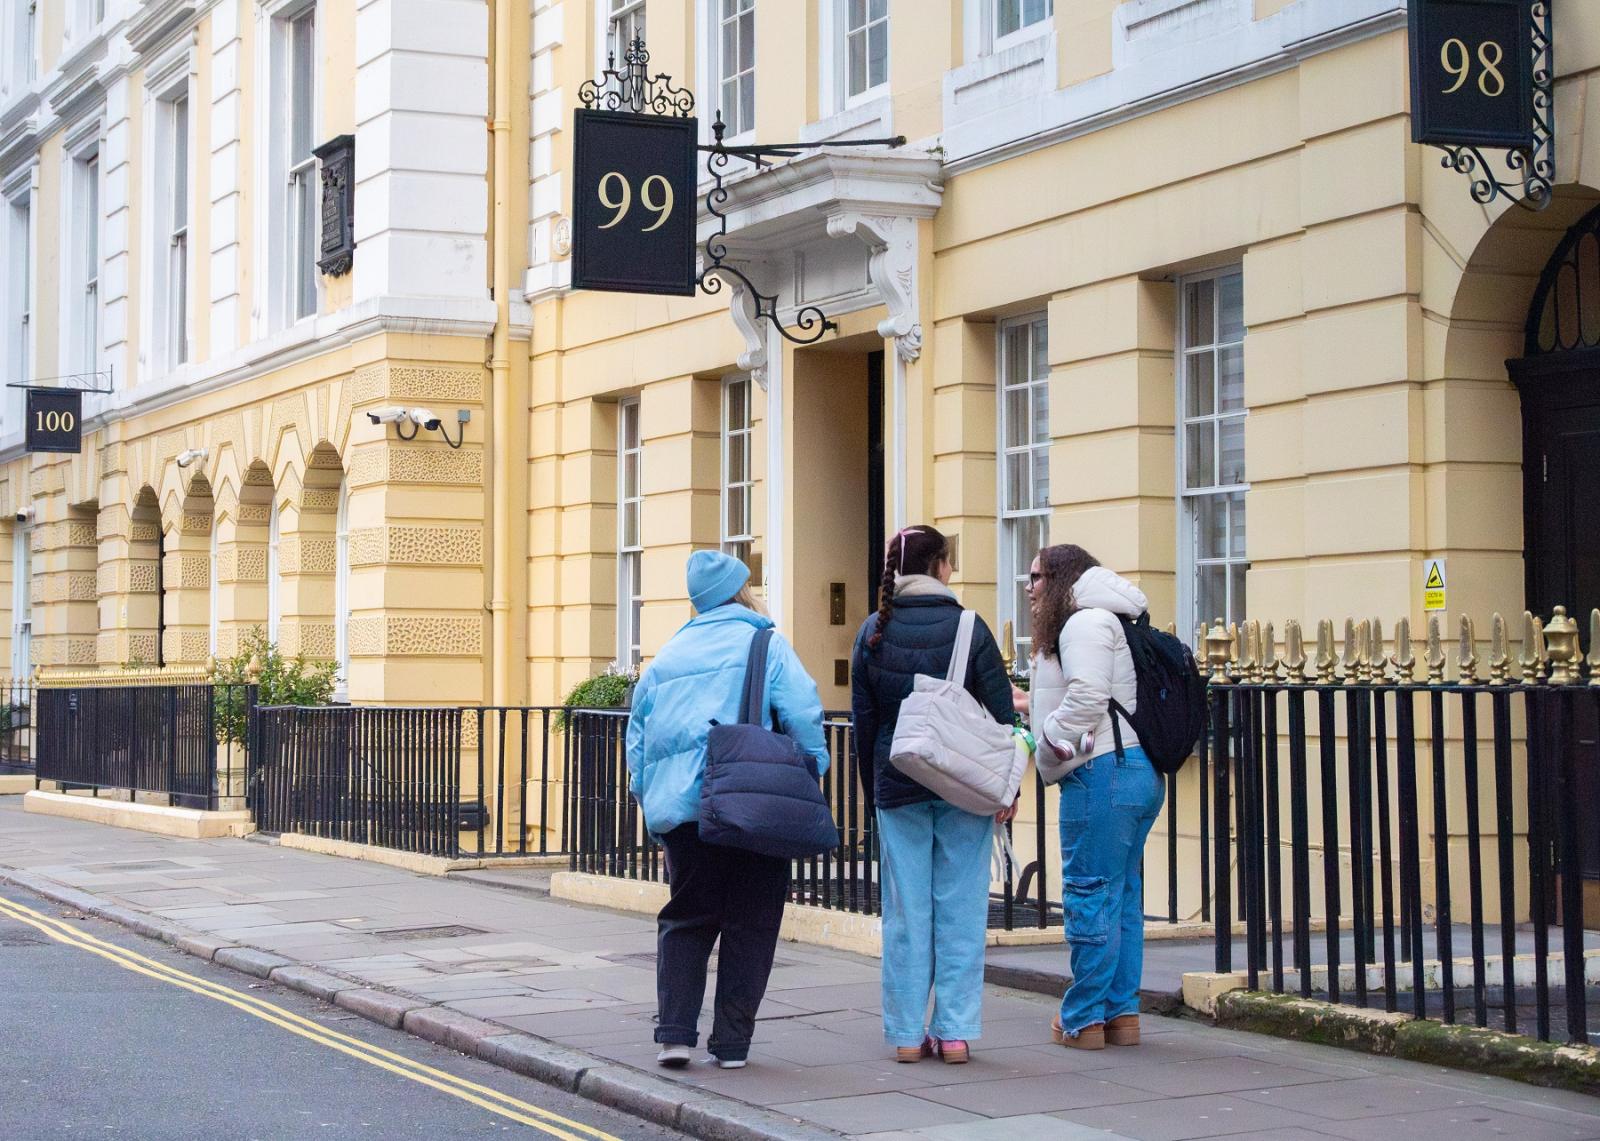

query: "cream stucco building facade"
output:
1 0 1598 737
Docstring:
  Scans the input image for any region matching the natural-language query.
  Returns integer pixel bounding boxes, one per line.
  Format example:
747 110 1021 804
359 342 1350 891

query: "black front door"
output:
1519 360 1600 623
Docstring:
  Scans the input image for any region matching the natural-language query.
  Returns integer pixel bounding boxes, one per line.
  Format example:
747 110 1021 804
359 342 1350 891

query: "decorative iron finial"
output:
1340 618 1364 684
1285 619 1307 684
1426 616 1446 684
1519 611 1547 683
1590 610 1600 687
1315 619 1337 684
578 37 696 116
1458 615 1479 685
1204 620 1234 683
1545 606 1580 685
1000 620 1015 676
1239 620 1261 683
1164 621 1178 638
1490 613 1511 684
1392 616 1416 682
1262 620 1280 682
1370 618 1389 684
245 654 263 683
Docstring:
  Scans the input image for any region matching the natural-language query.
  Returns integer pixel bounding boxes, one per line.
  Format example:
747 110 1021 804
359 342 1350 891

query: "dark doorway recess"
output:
866 349 886 614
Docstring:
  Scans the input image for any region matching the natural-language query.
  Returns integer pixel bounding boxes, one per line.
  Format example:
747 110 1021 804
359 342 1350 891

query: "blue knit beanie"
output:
687 549 751 613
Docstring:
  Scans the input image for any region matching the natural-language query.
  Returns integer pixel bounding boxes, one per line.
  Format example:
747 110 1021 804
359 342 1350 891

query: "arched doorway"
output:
1510 203 1600 621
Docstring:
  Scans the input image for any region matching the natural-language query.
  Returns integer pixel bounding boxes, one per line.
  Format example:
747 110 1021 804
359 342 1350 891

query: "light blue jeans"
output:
877 800 993 1047
1058 746 1166 1037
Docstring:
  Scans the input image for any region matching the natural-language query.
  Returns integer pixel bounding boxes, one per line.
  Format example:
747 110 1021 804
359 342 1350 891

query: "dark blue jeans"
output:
1057 747 1166 1036
654 824 790 1061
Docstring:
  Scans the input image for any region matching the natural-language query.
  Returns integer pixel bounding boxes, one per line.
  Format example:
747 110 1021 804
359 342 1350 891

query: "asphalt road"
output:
0 883 685 1141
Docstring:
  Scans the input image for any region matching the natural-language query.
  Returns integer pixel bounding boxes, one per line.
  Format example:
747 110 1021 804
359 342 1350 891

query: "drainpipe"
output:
488 0 513 707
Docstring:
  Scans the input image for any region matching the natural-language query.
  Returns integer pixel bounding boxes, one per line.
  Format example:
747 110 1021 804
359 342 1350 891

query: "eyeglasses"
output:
1028 572 1048 584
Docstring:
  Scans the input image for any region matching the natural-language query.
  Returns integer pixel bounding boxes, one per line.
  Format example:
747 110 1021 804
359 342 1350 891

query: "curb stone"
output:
0 865 846 1141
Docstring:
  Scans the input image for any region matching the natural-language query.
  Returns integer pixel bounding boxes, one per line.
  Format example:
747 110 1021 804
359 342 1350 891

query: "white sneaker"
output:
656 1044 692 1069
714 1057 747 1070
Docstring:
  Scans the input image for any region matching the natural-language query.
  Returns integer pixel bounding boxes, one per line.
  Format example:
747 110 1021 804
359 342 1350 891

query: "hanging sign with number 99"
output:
572 109 698 297
25 388 83 454
1409 0 1533 149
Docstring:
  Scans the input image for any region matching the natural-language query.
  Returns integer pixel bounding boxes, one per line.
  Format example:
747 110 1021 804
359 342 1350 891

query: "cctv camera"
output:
176 448 208 468
367 408 408 425
13 509 29 523
408 408 442 431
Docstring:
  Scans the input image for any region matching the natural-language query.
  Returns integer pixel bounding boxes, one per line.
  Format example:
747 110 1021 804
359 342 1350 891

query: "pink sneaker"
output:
933 1038 969 1064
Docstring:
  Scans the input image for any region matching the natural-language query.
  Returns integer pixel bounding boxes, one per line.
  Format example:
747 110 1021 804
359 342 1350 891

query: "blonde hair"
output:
731 583 767 616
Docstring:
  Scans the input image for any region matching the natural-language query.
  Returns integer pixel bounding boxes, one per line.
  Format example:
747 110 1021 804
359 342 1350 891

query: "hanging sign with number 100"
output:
1409 0 1534 150
572 110 698 297
25 388 83 454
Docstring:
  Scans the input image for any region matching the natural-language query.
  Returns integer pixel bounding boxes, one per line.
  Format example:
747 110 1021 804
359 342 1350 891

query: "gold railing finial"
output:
1458 615 1479 685
1284 619 1307 683
1000 619 1015 675
1261 620 1279 682
1545 606 1580 685
1315 619 1337 684
1489 613 1511 684
1239 620 1261 682
1590 610 1600 687
1370 618 1389 684
1340 618 1365 684
1519 611 1546 683
1425 615 1446 684
1204 619 1233 683
245 654 263 684
1392 616 1416 682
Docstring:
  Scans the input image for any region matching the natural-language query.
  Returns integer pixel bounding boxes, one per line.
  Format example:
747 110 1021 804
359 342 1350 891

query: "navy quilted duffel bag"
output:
698 629 841 860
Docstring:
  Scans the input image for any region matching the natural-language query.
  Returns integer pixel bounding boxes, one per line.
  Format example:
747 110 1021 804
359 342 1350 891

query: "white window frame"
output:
10 522 29 678
62 128 102 381
702 0 755 140
1176 267 1248 637
142 52 193 380
259 0 321 335
721 375 754 566
267 505 282 643
838 0 889 110
68 0 106 45
617 398 643 667
5 171 34 433
997 313 1050 667
599 0 647 72
990 0 1053 53
334 479 350 700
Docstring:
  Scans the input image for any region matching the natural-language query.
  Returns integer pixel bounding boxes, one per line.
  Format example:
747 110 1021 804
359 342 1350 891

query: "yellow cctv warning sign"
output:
1423 559 1447 611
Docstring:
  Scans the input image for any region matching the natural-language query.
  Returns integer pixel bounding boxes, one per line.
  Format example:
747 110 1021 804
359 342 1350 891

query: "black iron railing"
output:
0 678 35 776
1208 677 1600 1045
251 704 465 856
36 682 253 811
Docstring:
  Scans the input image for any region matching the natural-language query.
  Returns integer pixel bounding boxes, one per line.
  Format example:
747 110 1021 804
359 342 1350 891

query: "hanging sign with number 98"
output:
572 110 698 297
25 388 83 454
1409 0 1533 149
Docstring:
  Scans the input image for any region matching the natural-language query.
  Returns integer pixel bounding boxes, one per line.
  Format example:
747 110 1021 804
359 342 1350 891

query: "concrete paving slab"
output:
1308 1104 1600 1140
1051 1092 1338 1140
770 1092 983 1134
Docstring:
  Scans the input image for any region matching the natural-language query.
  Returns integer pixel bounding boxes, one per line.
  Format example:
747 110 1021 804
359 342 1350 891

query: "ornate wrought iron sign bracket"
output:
1411 0 1555 211
577 39 906 345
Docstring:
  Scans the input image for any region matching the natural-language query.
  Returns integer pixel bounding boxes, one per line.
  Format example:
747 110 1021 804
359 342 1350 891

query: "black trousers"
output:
654 823 790 1060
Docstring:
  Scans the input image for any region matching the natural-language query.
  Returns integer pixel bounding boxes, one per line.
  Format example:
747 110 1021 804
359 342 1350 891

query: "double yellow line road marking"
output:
0 893 624 1141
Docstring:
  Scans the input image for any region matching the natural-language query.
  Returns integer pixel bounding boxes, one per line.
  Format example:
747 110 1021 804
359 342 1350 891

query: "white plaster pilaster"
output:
525 0 569 297
353 0 490 304
209 0 242 355
101 74 133 382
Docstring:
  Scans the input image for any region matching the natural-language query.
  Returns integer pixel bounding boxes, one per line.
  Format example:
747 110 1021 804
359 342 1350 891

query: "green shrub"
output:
212 629 338 745
556 661 637 732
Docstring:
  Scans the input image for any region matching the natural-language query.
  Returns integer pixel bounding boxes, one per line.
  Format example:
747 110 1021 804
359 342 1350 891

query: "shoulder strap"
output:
740 628 776 725
945 609 977 685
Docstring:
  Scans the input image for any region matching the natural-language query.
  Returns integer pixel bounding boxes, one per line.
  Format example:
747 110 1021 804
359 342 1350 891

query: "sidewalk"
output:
4 802 1600 1140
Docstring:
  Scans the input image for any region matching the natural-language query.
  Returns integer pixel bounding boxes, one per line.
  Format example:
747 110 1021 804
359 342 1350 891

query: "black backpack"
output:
1107 613 1208 776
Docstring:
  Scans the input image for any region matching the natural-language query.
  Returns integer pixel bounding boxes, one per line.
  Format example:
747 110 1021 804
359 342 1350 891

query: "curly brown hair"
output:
1029 543 1101 660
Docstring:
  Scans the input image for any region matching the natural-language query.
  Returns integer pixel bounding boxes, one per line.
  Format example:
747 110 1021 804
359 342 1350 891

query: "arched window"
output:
334 479 350 700
267 505 281 643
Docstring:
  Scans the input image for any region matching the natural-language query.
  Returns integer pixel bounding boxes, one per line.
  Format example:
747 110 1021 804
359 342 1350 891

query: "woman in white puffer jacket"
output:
1027 544 1165 1052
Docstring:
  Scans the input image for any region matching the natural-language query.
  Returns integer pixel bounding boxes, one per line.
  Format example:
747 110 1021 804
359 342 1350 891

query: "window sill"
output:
945 29 1054 118
799 94 893 145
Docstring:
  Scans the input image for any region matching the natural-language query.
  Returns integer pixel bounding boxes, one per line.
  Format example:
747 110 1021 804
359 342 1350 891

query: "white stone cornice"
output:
127 0 203 57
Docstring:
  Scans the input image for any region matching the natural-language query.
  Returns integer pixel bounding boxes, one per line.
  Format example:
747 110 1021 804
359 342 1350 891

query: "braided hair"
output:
867 525 951 649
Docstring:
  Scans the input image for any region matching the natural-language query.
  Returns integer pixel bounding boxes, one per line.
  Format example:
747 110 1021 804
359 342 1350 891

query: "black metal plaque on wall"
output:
314 134 356 277
25 389 82 454
1409 0 1534 149
571 110 698 296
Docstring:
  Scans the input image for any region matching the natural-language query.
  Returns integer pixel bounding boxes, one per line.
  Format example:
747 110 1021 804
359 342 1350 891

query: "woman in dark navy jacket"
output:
851 525 1021 1064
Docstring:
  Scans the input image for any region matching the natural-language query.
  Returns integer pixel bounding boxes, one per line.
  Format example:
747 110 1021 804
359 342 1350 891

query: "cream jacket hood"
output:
1029 567 1148 782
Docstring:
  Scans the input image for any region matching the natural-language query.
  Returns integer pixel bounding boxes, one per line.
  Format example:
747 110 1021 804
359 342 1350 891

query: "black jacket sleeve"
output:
966 615 1017 727
849 618 880 813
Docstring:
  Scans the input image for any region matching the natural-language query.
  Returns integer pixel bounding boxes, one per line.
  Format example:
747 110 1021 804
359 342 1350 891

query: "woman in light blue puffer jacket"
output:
625 550 828 1072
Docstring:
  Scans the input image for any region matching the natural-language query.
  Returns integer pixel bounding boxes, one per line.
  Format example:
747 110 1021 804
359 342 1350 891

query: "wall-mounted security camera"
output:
14 508 32 524
407 408 442 431
175 448 209 468
367 406 470 449
366 407 409 425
